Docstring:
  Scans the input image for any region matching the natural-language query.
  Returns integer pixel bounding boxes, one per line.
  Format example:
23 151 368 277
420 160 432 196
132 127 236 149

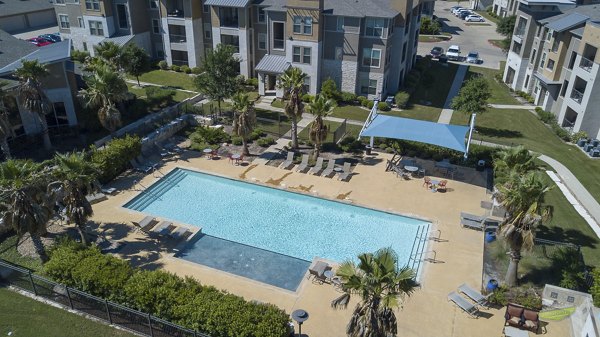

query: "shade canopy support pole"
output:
464 113 476 159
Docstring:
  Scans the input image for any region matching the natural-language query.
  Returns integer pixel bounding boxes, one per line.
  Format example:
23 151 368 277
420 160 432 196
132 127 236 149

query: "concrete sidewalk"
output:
488 104 539 109
438 64 468 124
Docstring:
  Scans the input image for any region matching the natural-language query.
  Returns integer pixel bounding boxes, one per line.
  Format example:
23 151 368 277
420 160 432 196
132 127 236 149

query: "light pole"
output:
292 309 309 336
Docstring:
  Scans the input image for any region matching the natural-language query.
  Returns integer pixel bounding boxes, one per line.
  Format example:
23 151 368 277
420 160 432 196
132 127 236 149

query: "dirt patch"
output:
265 172 293 186
238 164 258 179
336 191 352 200
289 184 314 192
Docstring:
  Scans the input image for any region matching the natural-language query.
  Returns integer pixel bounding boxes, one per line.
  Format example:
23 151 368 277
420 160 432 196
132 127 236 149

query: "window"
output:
83 42 88 51
257 7 265 22
204 23 211 39
365 17 384 37
149 0 158 9
363 48 381 67
292 46 311 64
551 37 559 52
560 80 569 97
402 41 407 62
530 49 536 64
78 17 84 28
55 0 65 4
546 29 552 41
273 22 284 50
85 0 100 10
89 21 104 36
540 52 547 68
258 33 266 50
337 17 344 31
512 42 522 54
568 51 577 69
547 59 555 70
536 24 542 37
524 75 530 88
567 296 575 303
203 4 209 13
293 16 313 35
152 19 160 34
59 15 70 29
303 76 310 93
46 102 69 127
117 4 128 29
335 46 343 60
360 78 377 95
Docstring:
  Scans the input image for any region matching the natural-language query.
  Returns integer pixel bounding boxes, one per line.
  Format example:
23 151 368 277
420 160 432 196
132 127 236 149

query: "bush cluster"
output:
486 6 500 19
145 86 175 107
340 92 357 104
44 239 291 337
249 128 266 141
170 65 181 72
71 50 90 63
377 102 391 112
302 93 314 103
180 65 191 74
570 130 588 143
394 91 410 109
245 77 259 88
90 135 142 183
231 136 243 145
158 60 168 70
191 67 202 75
257 137 275 147
420 16 441 35
190 126 231 150
534 107 571 141
339 136 364 153
515 91 535 104
320 78 341 102
487 286 542 310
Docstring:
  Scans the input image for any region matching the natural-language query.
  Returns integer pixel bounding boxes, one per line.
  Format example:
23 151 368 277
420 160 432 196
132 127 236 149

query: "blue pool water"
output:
125 168 430 288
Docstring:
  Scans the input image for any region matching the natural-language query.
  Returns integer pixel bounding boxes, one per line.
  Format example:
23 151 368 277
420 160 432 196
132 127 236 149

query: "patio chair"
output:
321 159 336 178
338 162 353 181
460 212 486 231
448 291 479 317
279 152 295 170
129 159 153 174
155 142 173 158
437 180 448 192
100 186 118 195
295 154 310 173
170 226 192 240
85 192 107 205
458 283 490 308
132 216 157 232
151 221 173 236
423 176 432 188
308 261 330 284
308 157 324 175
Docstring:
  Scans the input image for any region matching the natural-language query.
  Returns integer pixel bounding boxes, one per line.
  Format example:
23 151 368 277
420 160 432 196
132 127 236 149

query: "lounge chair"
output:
86 192 107 205
100 186 117 195
308 157 324 175
321 159 336 177
458 284 489 308
460 212 486 230
448 291 479 317
151 221 173 236
129 159 153 173
279 152 295 170
136 156 158 169
337 162 353 181
154 142 172 158
295 154 309 173
308 261 330 284
171 226 192 240
132 216 157 231
164 142 183 154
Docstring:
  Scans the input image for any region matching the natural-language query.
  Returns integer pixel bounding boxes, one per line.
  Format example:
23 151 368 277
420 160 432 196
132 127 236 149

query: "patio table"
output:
203 148 213 159
404 165 419 173
430 179 440 192
232 154 241 165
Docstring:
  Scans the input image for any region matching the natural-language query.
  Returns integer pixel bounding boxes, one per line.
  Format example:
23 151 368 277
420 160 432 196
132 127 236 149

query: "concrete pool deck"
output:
88 149 570 337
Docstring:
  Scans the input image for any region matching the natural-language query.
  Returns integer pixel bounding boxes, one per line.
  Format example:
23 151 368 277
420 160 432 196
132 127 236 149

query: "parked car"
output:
446 45 461 61
451 6 465 14
466 51 480 64
430 46 444 59
39 33 61 43
459 11 474 19
385 96 395 107
27 37 52 47
455 8 471 16
465 15 485 22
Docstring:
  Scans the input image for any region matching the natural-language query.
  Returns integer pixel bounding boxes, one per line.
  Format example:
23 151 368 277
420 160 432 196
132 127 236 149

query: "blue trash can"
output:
486 279 498 293
485 231 496 243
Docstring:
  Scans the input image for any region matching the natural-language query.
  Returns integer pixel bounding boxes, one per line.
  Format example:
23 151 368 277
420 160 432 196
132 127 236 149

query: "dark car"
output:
39 33 61 43
459 11 474 19
27 37 52 47
430 46 444 59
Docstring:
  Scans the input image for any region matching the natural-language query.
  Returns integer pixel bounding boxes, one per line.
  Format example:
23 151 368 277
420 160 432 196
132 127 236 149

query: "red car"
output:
27 37 53 47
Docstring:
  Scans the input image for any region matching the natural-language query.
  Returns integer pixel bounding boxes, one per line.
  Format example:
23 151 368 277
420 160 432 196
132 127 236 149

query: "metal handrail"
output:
169 34 186 43
579 56 594 72
570 88 585 103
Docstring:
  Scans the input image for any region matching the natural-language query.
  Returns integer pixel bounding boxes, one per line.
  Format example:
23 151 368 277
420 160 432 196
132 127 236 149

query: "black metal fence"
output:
0 259 209 337
332 119 348 144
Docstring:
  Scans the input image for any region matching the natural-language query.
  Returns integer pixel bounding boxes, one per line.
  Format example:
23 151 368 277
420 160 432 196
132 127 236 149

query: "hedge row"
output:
90 135 142 183
44 239 291 337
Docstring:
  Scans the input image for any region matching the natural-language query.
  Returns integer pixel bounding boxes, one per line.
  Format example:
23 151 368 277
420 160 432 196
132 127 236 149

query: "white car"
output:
446 45 461 61
455 9 471 16
466 51 480 64
451 7 465 14
465 15 485 22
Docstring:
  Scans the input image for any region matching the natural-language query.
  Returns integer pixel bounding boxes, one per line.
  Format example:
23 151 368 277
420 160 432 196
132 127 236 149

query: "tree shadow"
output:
476 126 523 139
537 225 599 250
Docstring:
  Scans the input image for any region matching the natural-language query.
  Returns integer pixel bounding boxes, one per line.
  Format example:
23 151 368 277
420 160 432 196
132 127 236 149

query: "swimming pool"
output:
125 168 430 288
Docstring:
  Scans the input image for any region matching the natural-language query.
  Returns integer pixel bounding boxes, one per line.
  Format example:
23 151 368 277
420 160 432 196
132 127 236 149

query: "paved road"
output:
419 1 506 69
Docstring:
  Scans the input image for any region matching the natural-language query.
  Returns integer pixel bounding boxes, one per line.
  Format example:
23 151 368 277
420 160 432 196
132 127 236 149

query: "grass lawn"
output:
127 84 195 103
410 62 458 110
488 39 506 51
0 288 135 337
474 10 499 24
255 119 291 137
197 100 232 115
298 121 362 143
128 70 196 91
0 235 42 271
419 36 451 43
386 105 441 122
330 105 371 121
464 66 519 104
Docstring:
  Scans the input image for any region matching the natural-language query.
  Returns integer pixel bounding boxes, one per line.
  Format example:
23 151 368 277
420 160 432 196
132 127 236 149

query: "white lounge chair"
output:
448 291 479 317
151 221 173 236
458 284 489 308
460 212 486 230
308 157 324 175
171 226 192 240
321 159 336 177
129 159 153 173
295 154 310 172
279 152 295 170
337 162 353 181
132 216 157 231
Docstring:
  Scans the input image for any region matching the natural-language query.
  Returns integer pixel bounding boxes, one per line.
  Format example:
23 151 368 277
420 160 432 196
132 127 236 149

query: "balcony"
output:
514 28 525 38
570 88 585 104
273 39 284 50
219 8 239 28
579 56 594 72
169 34 186 43
220 34 239 53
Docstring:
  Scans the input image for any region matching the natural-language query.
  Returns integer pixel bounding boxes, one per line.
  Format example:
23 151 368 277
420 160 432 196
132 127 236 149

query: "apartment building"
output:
503 1 600 138
491 0 520 17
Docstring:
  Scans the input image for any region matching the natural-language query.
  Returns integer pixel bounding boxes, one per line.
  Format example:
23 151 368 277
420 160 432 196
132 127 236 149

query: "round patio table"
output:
203 148 213 159
404 165 419 173
231 154 241 165
430 179 440 192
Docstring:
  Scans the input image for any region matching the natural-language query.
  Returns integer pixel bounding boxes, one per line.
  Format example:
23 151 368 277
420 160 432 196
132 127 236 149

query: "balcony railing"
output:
223 44 239 53
514 28 525 38
167 9 183 18
220 18 239 28
172 59 188 66
579 56 594 72
169 34 186 43
570 88 585 104
273 39 284 50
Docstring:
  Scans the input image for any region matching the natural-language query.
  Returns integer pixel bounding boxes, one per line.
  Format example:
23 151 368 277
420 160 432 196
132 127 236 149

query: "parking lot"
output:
418 1 507 70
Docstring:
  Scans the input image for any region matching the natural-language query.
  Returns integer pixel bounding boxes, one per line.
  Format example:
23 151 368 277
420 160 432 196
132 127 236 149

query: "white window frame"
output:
85 0 100 11
203 23 211 39
59 14 70 29
547 58 555 71
89 20 104 36
272 21 285 50
362 48 381 68
336 16 344 32
152 19 160 34
116 4 128 29
540 52 547 68
303 76 311 93
78 17 85 28
360 78 377 95
293 16 313 35
257 7 266 23
258 33 266 50
365 17 384 37
292 46 311 64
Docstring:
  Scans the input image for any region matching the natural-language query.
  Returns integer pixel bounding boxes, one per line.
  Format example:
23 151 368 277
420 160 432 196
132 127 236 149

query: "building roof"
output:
255 54 290 74
0 0 55 17
258 0 401 17
205 0 251 7
0 30 37 69
0 39 71 75
533 71 561 85
103 34 135 46
571 26 585 37
545 12 589 32
539 4 600 31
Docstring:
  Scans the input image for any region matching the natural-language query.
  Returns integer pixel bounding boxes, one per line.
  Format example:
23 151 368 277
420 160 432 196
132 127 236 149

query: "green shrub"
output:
340 92 357 104
190 126 230 146
90 134 142 183
570 130 588 143
367 100 375 109
420 16 441 35
395 91 410 108
385 147 394 153
231 136 243 145
551 123 570 141
320 78 340 102
378 102 390 111
552 247 587 291
71 50 90 63
592 268 600 307
180 65 191 74
257 137 275 147
494 72 504 82
191 67 202 74
158 60 168 70
339 136 364 153
246 77 259 87
535 108 556 124
301 93 314 103
487 286 508 306
145 86 176 107
249 128 265 141
170 65 180 72
360 97 370 107
487 286 542 310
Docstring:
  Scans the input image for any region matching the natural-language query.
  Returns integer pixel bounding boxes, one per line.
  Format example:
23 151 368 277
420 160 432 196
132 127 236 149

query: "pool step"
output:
127 169 188 211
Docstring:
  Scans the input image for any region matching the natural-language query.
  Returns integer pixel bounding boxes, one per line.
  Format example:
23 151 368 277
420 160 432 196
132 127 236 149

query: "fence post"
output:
66 287 74 309
148 313 154 337
105 299 112 324
28 271 37 296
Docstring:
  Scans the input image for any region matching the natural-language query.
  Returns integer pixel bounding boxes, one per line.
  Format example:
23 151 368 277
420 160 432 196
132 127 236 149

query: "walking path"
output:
124 79 199 94
438 64 468 124
488 104 539 109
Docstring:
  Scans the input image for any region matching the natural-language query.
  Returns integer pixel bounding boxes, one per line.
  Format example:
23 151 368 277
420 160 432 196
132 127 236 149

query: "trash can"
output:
486 279 498 293
485 231 496 243
365 146 372 155
476 160 485 172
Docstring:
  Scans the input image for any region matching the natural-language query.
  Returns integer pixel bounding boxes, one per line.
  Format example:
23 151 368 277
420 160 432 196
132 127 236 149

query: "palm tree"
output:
79 64 128 135
0 82 14 159
0 160 53 262
14 60 52 150
49 152 99 245
231 92 256 156
493 146 539 185
93 42 124 70
307 94 335 160
277 67 307 149
331 248 419 337
494 172 552 287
